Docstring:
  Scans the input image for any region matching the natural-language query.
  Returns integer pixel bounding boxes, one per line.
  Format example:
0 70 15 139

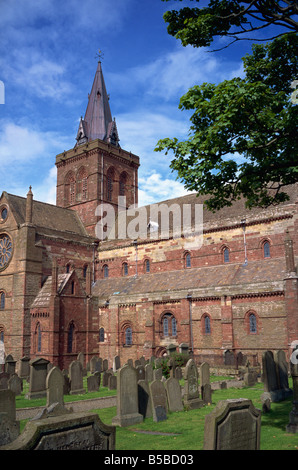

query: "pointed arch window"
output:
119 172 127 197
185 252 191 268
77 167 88 201
103 264 109 278
144 259 150 273
107 169 114 202
65 172 76 206
0 329 4 343
123 262 128 276
223 247 230 263
249 313 257 333
0 292 5 310
263 241 271 258
99 327 105 342
204 315 211 334
37 323 42 352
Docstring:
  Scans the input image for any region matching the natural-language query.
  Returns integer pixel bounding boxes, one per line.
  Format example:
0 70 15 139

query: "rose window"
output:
0 234 13 270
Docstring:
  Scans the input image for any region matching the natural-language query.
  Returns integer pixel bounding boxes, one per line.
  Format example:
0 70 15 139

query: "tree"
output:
162 0 298 50
155 33 298 211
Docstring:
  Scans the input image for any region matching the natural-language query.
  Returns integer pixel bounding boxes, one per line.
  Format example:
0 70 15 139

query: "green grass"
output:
17 375 298 450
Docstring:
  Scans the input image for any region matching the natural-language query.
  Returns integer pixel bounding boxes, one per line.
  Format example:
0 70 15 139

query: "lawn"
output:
16 375 298 451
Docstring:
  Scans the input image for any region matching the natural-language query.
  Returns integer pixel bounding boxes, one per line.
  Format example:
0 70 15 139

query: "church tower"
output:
56 59 140 237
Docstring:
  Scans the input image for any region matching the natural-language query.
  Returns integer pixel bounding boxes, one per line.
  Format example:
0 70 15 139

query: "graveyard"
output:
0 351 297 451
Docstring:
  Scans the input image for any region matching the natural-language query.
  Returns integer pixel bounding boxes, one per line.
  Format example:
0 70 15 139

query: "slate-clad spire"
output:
76 60 120 147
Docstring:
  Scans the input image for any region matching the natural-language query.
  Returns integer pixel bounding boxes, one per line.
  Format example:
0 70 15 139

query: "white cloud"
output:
138 172 193 207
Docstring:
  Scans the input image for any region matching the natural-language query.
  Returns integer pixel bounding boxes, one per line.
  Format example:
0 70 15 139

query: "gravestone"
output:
62 370 70 395
5 355 16 375
87 375 100 392
200 362 210 386
77 352 86 375
102 359 108 371
136 365 145 381
28 358 50 399
145 363 153 382
201 383 212 405
183 359 203 410
112 364 143 427
46 367 65 407
113 355 121 372
69 360 85 395
175 366 182 380
262 350 292 402
149 380 168 422
286 350 298 433
19 356 30 378
90 356 101 374
179 343 189 355
102 370 113 387
8 374 22 396
153 368 162 381
0 372 9 390
138 380 152 418
0 390 20 445
165 377 183 412
204 399 261 450
0 412 116 450
108 375 117 390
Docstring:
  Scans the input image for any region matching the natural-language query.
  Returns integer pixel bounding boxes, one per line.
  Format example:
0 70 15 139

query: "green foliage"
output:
162 0 298 50
155 33 298 211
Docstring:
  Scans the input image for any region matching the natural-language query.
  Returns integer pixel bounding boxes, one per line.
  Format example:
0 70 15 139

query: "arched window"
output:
125 327 132 345
123 262 128 276
67 322 75 353
204 315 211 334
103 264 109 278
119 172 127 197
99 327 105 342
37 323 42 352
263 241 271 258
83 265 88 278
0 292 5 310
185 252 191 268
77 167 88 201
144 259 150 273
64 172 76 205
249 313 257 333
0 329 4 343
223 247 230 263
107 169 114 202
162 313 177 337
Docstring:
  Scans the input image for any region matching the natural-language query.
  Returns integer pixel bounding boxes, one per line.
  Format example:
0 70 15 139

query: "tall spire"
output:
76 59 120 147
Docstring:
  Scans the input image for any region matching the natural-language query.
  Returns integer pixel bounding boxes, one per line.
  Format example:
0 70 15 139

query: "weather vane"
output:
95 49 104 62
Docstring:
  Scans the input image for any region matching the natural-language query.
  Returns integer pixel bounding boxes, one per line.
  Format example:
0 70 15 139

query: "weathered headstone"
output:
262 350 292 402
0 372 9 390
0 389 20 445
102 359 109 371
5 354 16 375
153 368 162 381
19 356 30 379
69 360 85 395
165 377 183 412
200 362 210 386
108 375 117 390
90 356 101 374
87 375 100 392
175 366 182 380
136 365 145 381
28 358 50 399
201 383 212 405
8 374 22 396
46 367 65 407
112 364 143 427
286 350 298 433
145 363 153 382
102 370 113 387
183 359 203 410
149 380 168 422
0 412 116 450
113 355 121 372
204 399 261 450
138 380 152 418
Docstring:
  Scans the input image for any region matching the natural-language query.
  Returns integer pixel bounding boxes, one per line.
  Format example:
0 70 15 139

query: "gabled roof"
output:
31 273 72 309
92 258 287 302
2 192 92 240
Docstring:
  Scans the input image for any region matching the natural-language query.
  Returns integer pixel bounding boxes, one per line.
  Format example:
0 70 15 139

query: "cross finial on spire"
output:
95 48 104 62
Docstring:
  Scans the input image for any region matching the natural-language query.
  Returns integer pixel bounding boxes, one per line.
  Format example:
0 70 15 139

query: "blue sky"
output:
0 0 257 207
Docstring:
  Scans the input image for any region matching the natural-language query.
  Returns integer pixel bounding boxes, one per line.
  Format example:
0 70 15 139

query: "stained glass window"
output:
0 234 12 270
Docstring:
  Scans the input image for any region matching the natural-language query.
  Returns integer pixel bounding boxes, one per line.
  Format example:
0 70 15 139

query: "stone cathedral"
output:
0 61 297 371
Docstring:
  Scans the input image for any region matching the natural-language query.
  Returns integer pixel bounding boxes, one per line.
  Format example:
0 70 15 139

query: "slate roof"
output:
31 273 72 309
92 258 287 302
3 192 92 240
102 183 298 245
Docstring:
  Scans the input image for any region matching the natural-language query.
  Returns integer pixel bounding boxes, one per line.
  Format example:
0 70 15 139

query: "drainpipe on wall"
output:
186 293 194 353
